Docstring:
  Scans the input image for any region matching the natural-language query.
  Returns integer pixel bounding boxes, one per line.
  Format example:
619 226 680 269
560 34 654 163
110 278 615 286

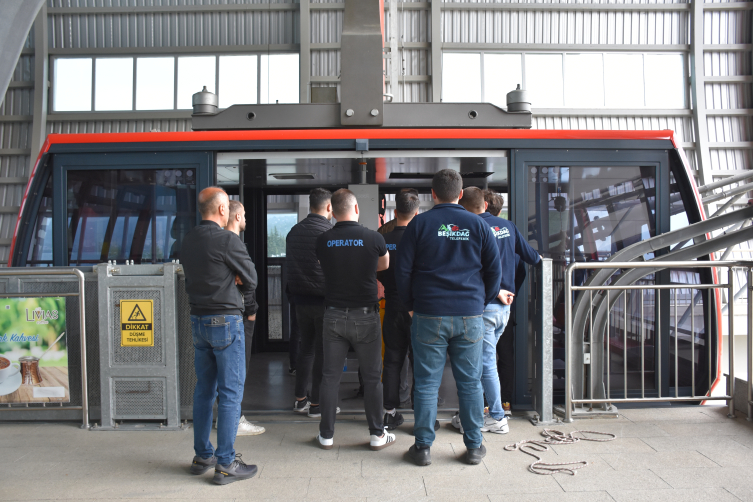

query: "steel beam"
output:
29 4 48 176
690 0 713 188
442 43 691 52
431 0 441 102
389 0 400 102
443 1 690 11
300 0 311 103
48 4 297 14
48 45 300 56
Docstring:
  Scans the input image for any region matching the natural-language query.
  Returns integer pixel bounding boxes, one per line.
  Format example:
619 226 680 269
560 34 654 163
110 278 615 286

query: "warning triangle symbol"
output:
128 304 147 322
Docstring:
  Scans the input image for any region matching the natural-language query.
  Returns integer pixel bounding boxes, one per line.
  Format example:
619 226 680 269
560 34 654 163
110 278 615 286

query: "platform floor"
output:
2 405 753 501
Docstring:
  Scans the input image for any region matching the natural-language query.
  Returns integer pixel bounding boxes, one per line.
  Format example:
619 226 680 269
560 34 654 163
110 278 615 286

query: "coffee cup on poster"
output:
0 356 20 384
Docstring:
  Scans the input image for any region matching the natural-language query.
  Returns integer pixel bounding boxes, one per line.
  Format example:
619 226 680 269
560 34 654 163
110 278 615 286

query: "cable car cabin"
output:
10 128 719 410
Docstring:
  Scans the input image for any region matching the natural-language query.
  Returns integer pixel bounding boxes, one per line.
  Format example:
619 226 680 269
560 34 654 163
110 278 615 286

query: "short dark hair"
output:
459 187 485 214
432 169 463 202
198 186 228 218
331 188 357 216
484 190 504 216
309 188 332 212
400 187 419 196
228 199 244 220
395 191 420 217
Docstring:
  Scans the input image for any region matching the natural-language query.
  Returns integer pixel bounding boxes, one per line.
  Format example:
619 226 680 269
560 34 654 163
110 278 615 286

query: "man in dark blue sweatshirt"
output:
395 169 502 466
457 187 540 435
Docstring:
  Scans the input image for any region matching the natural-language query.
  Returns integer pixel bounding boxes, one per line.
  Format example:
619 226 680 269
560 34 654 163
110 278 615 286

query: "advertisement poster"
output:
0 297 69 404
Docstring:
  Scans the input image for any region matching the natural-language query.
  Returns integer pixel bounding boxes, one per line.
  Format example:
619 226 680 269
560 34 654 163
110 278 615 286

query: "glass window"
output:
26 174 54 266
53 58 92 111
94 58 133 111
219 55 258 108
525 54 563 108
177 56 216 109
483 54 522 108
260 54 299 104
645 54 685 109
564 54 604 108
136 57 175 110
442 53 481 102
604 54 645 108
267 213 297 258
66 169 196 265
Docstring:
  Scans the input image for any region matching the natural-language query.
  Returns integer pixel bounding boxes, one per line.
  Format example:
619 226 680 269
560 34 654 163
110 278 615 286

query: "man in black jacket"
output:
286 188 333 417
181 187 258 485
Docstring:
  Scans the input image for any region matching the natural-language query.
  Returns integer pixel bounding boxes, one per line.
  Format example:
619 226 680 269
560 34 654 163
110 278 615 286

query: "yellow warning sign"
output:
120 300 154 347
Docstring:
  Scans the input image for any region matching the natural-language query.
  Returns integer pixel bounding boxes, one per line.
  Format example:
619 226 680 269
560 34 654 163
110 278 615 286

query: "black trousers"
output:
320 308 383 438
289 303 300 371
382 309 413 410
496 317 515 403
294 303 325 404
243 319 255 395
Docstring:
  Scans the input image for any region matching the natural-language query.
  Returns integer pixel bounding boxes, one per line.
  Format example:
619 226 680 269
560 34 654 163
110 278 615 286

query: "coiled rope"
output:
503 429 616 475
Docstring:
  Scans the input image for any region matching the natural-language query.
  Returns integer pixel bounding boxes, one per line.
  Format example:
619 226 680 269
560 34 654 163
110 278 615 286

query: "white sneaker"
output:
316 434 334 450
236 415 265 436
369 428 397 451
450 412 464 434
480 415 509 434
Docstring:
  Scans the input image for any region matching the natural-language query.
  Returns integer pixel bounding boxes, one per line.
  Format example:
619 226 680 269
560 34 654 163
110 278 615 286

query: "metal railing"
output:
0 269 89 429
564 260 753 423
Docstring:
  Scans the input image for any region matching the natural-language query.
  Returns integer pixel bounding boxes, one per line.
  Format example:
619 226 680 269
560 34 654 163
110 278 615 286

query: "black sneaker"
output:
288 368 296 376
384 411 404 430
190 455 217 475
407 445 431 466
213 454 258 485
434 420 440 432
466 444 487 465
293 399 310 413
308 405 340 418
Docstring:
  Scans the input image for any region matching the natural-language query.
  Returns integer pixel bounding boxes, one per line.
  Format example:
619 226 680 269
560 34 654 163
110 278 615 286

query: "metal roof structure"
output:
0 0 750 266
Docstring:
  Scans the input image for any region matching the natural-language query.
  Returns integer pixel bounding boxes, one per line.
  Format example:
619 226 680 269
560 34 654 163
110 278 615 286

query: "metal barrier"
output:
0 268 89 429
564 260 752 423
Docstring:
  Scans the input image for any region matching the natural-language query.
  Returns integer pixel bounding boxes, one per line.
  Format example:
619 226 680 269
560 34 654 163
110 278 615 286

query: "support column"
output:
29 4 48 175
388 0 400 102
431 0 441 102
299 0 310 103
689 0 712 189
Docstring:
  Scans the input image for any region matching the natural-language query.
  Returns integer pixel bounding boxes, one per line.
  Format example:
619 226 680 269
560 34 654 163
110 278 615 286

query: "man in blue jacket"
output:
458 187 540 434
395 170 502 466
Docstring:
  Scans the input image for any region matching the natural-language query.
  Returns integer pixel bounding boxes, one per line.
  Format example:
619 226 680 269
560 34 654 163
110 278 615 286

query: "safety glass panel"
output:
53 58 92 112
94 58 133 111
66 169 196 265
136 58 175 110
177 56 216 109
26 175 54 266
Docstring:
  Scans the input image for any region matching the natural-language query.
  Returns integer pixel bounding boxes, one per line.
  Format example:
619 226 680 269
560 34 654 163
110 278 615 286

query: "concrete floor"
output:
2 405 753 501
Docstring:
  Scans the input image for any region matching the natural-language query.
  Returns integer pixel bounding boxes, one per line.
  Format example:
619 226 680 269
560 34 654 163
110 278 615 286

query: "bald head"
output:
198 187 230 227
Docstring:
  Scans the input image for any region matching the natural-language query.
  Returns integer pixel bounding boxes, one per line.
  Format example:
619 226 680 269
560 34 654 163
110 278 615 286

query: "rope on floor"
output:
503 429 616 475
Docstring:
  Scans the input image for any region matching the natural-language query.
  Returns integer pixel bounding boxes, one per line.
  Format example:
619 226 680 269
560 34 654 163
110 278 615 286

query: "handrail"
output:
564 260 749 424
0 268 89 429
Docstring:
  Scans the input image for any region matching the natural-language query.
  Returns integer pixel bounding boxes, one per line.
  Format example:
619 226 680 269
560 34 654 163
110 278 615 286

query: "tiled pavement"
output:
2 405 753 501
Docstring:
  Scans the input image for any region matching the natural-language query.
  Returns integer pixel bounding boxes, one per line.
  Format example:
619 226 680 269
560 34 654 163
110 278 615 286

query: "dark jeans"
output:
320 308 384 438
294 303 325 404
191 314 245 465
496 317 515 403
382 309 413 410
289 303 300 371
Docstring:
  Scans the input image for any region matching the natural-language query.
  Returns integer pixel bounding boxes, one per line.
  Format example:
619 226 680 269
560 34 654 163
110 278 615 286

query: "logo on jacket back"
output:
438 224 469 241
492 226 510 239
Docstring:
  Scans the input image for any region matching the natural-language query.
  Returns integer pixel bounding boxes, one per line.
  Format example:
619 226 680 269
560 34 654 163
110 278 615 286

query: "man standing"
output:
314 189 396 450
458 187 540 434
395 170 501 466
225 199 265 436
181 187 258 485
285 188 333 417
377 191 420 430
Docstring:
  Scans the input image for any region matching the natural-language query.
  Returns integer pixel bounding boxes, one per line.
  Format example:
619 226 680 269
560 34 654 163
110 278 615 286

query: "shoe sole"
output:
370 439 397 451
236 429 265 436
212 469 258 485
190 464 215 475
315 437 334 450
466 457 485 465
481 427 509 434
307 412 321 418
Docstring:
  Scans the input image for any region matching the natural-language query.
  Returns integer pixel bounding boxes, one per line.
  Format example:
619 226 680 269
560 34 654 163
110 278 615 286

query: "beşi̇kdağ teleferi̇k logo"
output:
438 224 470 241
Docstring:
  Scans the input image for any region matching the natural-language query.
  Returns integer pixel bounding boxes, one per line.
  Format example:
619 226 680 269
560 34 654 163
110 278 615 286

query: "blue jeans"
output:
411 313 485 449
191 314 245 466
482 303 511 420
